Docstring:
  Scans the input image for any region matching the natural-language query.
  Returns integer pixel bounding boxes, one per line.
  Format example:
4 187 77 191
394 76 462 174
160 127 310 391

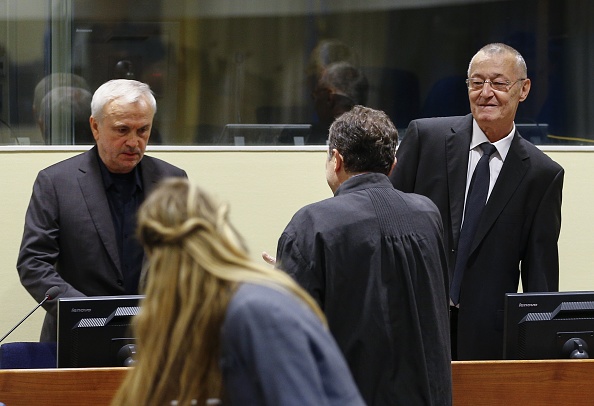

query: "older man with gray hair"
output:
17 79 187 341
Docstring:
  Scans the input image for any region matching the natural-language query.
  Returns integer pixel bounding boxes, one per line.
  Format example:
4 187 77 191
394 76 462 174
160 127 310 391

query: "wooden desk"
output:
2 360 594 405
0 367 127 405
452 359 594 406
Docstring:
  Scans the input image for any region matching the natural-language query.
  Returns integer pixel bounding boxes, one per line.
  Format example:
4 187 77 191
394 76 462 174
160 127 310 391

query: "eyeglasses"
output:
466 78 526 92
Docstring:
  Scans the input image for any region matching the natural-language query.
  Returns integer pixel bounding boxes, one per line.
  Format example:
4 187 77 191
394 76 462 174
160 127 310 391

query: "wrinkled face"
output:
467 51 531 141
91 98 153 173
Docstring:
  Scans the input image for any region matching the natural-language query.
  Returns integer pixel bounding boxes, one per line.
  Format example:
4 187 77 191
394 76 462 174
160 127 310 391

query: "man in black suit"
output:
274 106 452 405
17 79 187 341
390 43 564 360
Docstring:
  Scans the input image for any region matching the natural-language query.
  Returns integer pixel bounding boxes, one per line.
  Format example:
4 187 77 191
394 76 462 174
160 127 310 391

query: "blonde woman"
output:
111 178 364 406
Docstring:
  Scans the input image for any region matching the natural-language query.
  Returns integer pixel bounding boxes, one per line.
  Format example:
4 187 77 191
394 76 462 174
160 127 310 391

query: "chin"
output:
115 161 139 173
474 111 501 123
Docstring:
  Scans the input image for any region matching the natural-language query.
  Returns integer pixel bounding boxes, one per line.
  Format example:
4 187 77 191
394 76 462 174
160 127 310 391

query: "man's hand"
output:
261 251 277 266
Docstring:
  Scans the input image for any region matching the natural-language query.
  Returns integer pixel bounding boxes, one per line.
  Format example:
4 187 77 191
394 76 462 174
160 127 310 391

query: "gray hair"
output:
33 73 89 117
39 86 93 143
91 79 156 121
467 43 527 78
320 61 369 105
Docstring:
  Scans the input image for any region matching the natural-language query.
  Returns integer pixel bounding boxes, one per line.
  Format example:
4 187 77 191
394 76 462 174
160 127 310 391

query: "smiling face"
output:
468 50 531 142
90 97 153 173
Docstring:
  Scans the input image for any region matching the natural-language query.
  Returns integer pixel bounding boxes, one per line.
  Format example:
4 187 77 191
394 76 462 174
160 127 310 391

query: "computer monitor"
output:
57 295 143 368
503 291 594 360
515 122 549 144
218 124 312 145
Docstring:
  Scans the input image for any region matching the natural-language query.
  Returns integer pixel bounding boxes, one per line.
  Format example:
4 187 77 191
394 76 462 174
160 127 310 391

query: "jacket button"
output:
117 279 123 286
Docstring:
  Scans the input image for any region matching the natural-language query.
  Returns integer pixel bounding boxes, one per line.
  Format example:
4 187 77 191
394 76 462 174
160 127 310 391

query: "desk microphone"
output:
0 286 60 344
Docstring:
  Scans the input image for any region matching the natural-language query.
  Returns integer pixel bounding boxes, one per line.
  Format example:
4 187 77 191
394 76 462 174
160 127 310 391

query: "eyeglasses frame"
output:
465 78 526 92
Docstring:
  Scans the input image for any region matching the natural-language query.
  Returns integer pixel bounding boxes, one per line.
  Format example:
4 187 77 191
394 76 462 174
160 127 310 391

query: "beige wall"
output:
1 148 593 342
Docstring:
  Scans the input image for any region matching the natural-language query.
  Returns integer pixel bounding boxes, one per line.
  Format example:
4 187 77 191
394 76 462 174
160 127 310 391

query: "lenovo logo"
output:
518 303 538 308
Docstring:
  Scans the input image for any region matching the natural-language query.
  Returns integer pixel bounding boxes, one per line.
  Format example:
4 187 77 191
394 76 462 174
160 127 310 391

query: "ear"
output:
89 116 100 142
519 78 531 102
387 157 397 176
333 149 344 172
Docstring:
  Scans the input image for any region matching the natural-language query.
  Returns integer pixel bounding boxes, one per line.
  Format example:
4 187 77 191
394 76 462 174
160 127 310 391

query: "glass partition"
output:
0 0 593 146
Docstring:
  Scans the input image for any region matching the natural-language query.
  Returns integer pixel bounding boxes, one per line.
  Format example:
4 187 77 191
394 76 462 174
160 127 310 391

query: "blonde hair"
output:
111 178 325 406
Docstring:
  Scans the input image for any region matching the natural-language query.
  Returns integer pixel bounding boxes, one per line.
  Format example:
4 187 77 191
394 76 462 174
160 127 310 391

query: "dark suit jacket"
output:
16 146 187 341
390 114 564 360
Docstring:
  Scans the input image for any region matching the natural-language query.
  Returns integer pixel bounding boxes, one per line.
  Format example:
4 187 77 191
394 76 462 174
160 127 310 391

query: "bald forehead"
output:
468 49 526 78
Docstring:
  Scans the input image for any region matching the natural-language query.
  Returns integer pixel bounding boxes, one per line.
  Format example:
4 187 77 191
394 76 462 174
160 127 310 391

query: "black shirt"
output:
97 152 144 294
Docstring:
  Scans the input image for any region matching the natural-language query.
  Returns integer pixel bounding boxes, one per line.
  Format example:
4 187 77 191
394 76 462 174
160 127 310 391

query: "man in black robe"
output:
273 106 452 406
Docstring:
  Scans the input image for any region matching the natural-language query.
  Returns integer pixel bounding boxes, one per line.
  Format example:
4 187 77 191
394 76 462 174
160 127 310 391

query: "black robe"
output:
276 173 452 406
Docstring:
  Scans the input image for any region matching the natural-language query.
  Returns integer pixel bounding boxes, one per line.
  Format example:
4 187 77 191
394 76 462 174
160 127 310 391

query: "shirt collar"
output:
96 148 143 191
471 119 514 161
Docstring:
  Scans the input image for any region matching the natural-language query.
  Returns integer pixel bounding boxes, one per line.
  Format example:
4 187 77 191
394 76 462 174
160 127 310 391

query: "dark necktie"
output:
450 142 497 305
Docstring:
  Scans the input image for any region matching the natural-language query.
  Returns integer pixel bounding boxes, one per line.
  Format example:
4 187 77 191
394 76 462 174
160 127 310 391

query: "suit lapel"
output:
77 147 121 273
139 156 160 195
447 115 473 245
471 132 529 252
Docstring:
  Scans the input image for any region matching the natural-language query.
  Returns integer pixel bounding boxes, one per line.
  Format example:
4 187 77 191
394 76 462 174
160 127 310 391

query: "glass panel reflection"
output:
0 0 593 146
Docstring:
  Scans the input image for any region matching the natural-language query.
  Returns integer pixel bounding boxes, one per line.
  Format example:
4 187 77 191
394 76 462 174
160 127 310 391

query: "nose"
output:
479 81 495 96
124 135 139 148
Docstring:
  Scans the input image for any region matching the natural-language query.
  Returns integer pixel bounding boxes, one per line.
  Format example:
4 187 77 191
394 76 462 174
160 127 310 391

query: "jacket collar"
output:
335 172 393 196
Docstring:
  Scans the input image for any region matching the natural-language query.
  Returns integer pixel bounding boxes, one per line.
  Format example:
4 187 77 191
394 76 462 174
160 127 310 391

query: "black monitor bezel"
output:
503 290 594 359
218 123 312 145
57 295 143 368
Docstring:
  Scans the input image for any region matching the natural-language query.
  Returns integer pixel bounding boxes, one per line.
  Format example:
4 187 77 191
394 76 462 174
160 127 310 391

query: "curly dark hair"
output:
328 105 398 175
